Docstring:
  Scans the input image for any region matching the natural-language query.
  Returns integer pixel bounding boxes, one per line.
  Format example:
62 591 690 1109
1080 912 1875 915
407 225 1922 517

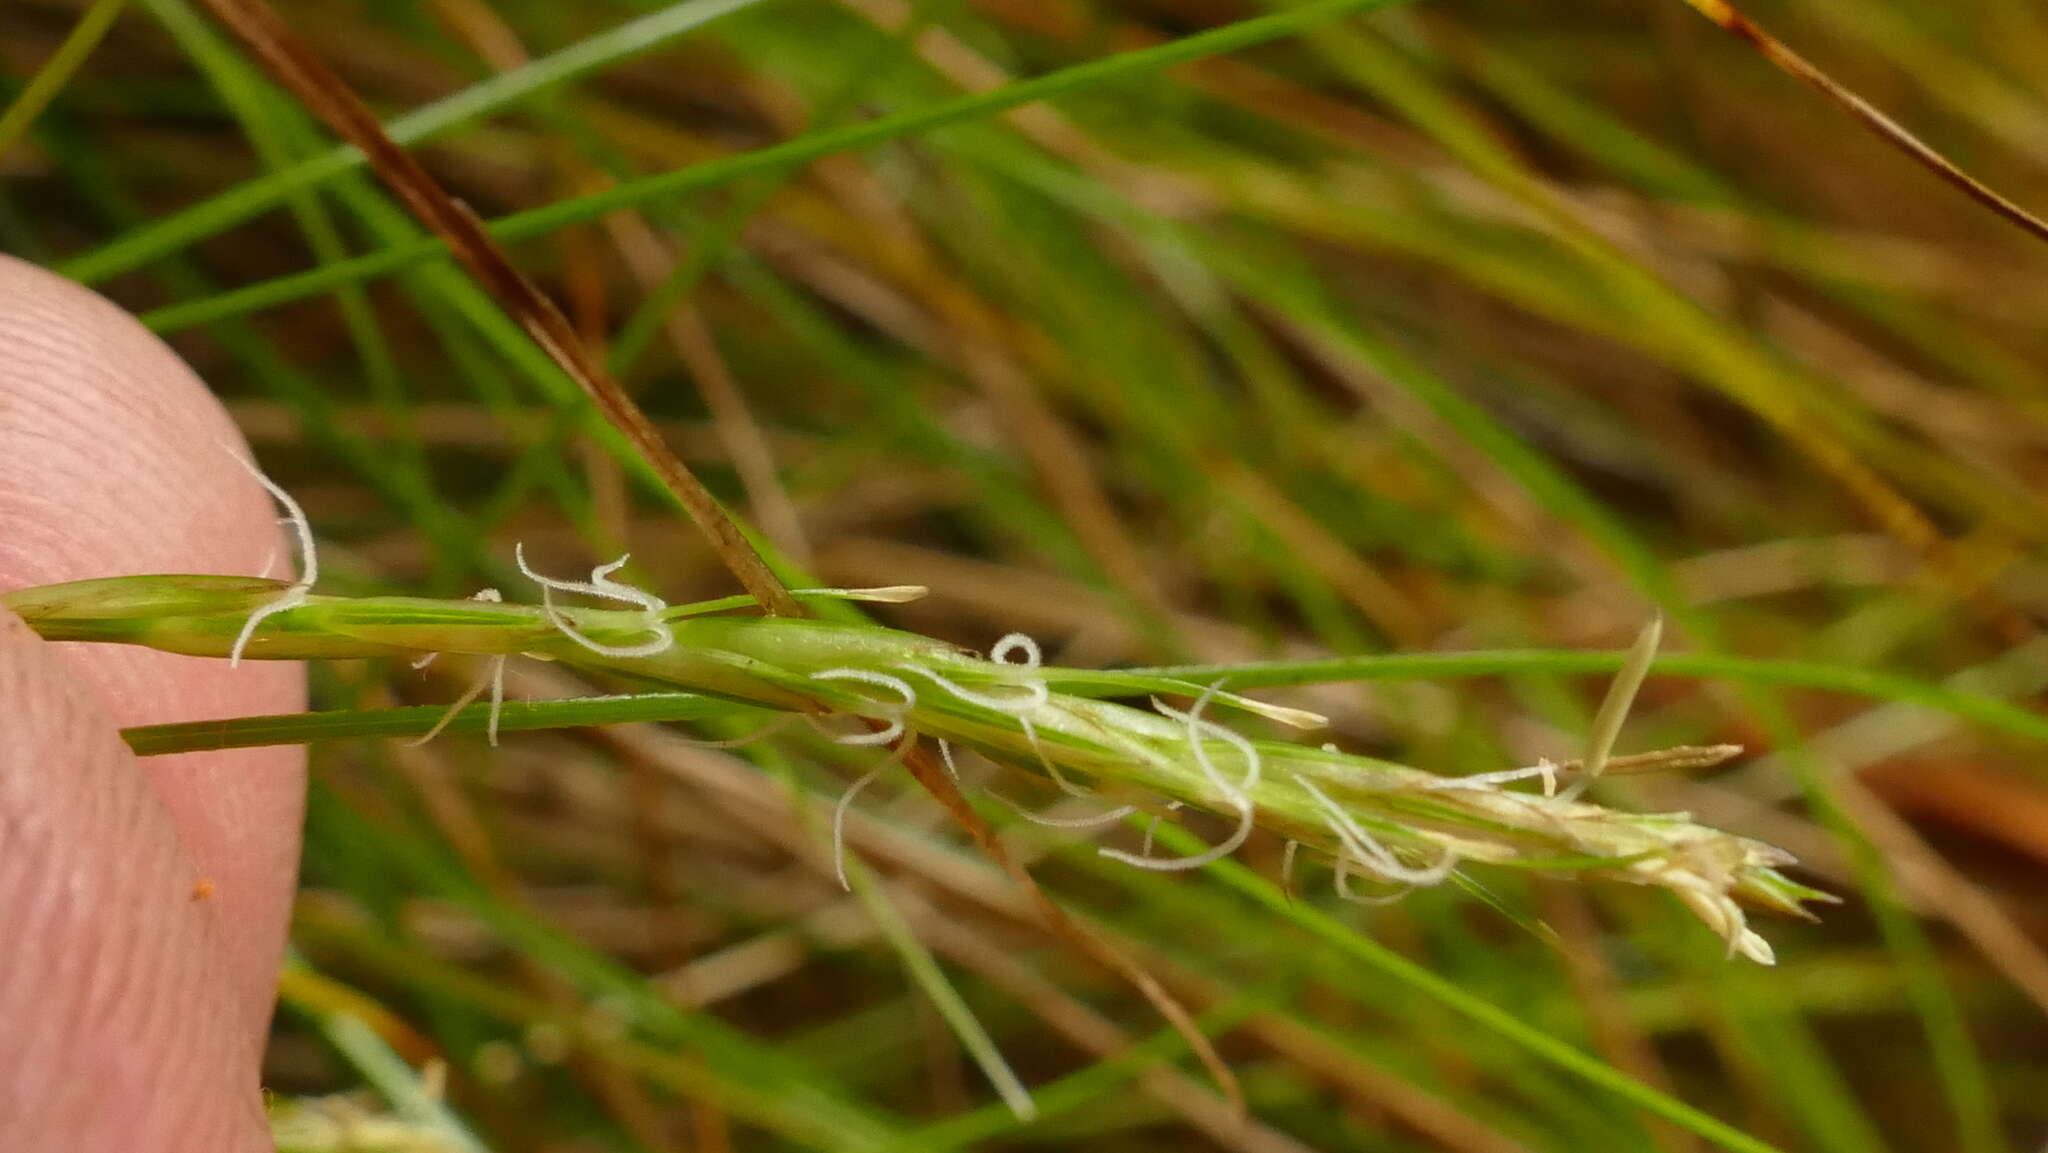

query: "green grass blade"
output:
1078 649 2048 750
1162 823 1789 1153
59 0 770 283
134 0 1417 332
0 0 128 159
119 692 763 756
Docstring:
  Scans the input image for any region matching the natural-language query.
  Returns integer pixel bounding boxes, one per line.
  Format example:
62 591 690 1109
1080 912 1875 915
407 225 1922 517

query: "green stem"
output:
0 0 129 160
132 0 1415 332
59 0 770 283
1178 827 1790 1153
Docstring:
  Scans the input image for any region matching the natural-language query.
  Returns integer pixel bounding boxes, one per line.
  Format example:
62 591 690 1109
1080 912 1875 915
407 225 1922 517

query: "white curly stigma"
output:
1299 777 1458 888
992 632 1043 672
1101 684 1258 871
409 654 508 747
833 767 886 891
1151 683 1261 807
936 734 1114 834
409 590 509 747
1425 759 1560 796
1105 805 1251 872
1334 851 1418 906
515 543 673 659
810 668 917 746
995 794 1138 830
899 631 1090 798
1021 717 1095 798
896 633 1050 717
833 734 916 890
227 451 319 666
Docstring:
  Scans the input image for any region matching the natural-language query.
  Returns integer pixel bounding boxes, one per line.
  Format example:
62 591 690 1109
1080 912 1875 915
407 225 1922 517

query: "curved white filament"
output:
1298 777 1458 887
483 656 506 745
237 452 318 586
227 450 319 666
1151 682 1261 808
897 631 1050 713
1019 717 1094 798
810 668 917 746
1099 685 1265 872
515 543 673 659
833 766 886 891
895 663 1048 716
1425 760 1559 796
832 735 916 890
1334 850 1417 906
994 793 1137 829
1100 799 1251 871
230 588 308 667
407 590 510 746
991 633 1041 669
408 654 509 748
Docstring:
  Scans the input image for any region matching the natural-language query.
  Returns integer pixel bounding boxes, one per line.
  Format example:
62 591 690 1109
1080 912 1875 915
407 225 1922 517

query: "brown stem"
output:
1681 0 2048 248
195 0 802 617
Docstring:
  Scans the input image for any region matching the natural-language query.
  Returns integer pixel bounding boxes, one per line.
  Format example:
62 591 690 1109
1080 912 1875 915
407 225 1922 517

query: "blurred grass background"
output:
7 0 2048 1149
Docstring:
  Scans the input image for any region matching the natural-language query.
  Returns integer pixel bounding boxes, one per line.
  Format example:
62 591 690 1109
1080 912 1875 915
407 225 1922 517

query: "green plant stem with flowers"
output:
4 562 1830 965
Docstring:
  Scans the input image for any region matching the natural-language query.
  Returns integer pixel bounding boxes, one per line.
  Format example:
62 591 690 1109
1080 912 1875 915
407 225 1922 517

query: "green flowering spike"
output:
1 573 1828 962
5 574 285 639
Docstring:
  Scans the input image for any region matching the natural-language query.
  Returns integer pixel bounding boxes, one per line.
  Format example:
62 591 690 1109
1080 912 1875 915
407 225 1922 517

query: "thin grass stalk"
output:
128 0 1419 333
0 0 130 160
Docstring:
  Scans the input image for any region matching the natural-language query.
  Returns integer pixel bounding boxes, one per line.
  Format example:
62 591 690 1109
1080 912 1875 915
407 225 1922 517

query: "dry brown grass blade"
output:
1680 0 2048 248
603 212 815 570
195 0 801 618
423 0 813 575
897 739 1248 1117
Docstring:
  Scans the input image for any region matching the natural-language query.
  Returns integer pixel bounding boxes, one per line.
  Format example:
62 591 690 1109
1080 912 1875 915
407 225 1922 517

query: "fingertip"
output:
0 607 273 1152
0 253 306 1027
0 252 285 609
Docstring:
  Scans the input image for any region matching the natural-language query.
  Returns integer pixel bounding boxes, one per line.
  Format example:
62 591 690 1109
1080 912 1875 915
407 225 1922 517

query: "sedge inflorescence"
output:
95 462 1819 963
797 621 1811 963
